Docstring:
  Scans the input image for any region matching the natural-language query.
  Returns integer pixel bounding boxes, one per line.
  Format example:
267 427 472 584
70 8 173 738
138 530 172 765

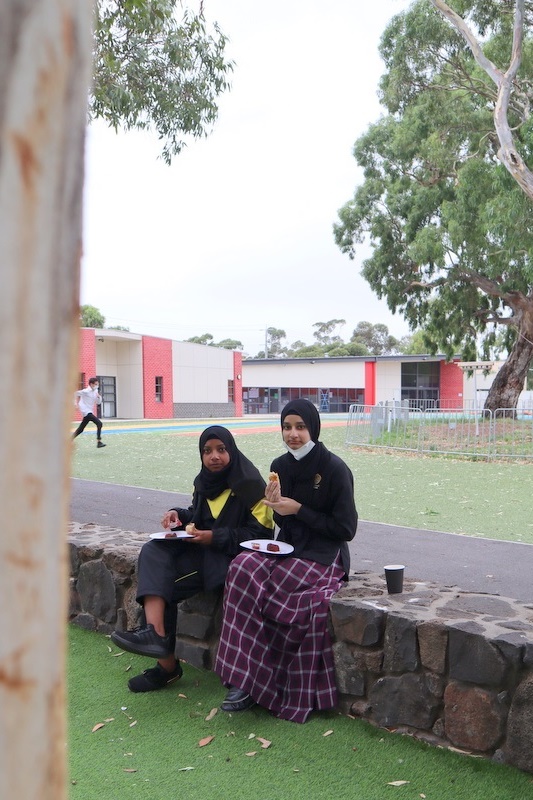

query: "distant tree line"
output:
79 307 435 357
79 305 129 331
187 320 429 358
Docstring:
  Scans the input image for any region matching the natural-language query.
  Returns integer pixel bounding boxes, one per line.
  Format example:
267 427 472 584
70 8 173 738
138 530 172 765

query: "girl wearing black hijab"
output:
111 426 273 692
215 400 357 723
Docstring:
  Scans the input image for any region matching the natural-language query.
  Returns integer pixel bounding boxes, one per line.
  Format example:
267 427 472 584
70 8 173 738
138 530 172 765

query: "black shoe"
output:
128 661 183 693
111 624 174 658
97 441 106 448
220 686 256 712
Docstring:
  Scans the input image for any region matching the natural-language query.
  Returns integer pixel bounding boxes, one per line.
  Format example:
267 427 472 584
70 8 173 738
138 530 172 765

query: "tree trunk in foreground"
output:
0 3 92 798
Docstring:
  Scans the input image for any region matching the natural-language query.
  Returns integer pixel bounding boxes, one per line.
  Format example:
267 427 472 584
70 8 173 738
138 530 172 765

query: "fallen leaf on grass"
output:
123 769 137 773
245 752 257 757
248 733 256 740
178 767 194 771
112 652 124 657
104 718 115 723
323 730 334 737
205 708 218 721
198 735 215 747
256 737 271 749
387 780 410 787
178 693 187 699
129 721 137 728
420 794 427 798
91 723 105 733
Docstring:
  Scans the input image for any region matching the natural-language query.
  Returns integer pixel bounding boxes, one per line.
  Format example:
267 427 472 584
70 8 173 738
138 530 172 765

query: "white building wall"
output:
374 362 402 404
242 360 366 387
172 341 234 403
96 339 143 418
115 342 143 418
461 363 503 405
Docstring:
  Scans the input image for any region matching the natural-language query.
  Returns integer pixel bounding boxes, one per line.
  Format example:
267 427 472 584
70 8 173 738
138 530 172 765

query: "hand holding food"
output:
161 510 181 529
184 526 213 546
265 470 281 503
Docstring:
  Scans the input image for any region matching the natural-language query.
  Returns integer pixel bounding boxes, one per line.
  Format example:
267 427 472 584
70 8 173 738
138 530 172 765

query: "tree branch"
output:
430 0 533 201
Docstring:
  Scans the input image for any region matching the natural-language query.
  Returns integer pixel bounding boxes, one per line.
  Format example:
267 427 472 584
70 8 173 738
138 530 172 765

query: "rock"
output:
369 674 441 729
504 673 533 773
444 681 506 751
418 620 448 674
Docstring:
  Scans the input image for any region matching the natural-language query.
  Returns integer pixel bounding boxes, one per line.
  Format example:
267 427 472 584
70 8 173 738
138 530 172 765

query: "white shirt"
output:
76 387 101 416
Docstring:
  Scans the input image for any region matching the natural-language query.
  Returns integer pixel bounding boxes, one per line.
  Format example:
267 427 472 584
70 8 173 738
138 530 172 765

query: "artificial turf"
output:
68 625 533 800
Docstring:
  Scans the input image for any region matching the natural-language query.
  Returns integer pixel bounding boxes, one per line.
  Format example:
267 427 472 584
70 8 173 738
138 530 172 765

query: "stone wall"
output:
68 523 533 774
330 575 533 773
68 523 223 670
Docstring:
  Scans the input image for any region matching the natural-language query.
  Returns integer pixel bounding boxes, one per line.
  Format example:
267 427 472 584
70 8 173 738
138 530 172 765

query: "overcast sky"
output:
82 0 412 357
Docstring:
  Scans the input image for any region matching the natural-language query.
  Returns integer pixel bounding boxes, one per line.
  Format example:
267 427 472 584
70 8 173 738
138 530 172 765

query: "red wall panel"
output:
142 336 174 419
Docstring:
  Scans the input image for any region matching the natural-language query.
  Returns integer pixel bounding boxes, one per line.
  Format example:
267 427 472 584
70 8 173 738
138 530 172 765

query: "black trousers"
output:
73 413 102 439
136 540 207 636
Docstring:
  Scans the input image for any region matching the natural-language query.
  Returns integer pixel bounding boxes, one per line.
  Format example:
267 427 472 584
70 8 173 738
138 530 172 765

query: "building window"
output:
78 373 85 390
155 376 163 402
228 380 234 402
401 362 440 408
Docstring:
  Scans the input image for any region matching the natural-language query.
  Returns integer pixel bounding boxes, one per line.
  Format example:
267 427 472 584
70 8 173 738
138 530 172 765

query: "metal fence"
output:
346 403 533 460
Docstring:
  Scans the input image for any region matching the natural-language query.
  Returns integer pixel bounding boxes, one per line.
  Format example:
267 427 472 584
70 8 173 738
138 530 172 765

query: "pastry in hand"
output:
268 471 279 483
185 523 196 534
266 542 280 552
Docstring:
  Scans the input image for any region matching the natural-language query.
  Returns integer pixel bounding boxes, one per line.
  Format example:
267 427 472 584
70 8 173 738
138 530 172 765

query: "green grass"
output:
68 625 533 800
71 423 533 544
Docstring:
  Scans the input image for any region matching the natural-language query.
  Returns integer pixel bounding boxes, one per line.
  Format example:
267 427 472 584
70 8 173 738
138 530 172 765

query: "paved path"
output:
70 478 533 603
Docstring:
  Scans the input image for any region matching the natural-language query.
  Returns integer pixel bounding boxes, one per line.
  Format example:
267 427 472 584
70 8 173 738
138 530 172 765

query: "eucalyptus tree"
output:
216 338 244 350
80 304 105 327
350 321 399 355
186 333 215 344
334 0 533 411
2 4 93 798
92 0 233 163
312 319 347 346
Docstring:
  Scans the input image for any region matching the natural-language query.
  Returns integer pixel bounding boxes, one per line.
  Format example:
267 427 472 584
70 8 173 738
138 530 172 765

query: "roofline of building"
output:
243 354 456 365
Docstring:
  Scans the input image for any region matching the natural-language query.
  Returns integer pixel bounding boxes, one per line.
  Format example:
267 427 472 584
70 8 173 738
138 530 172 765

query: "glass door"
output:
97 376 116 418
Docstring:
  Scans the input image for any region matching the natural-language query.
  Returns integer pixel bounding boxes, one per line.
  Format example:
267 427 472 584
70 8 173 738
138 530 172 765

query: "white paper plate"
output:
240 539 294 555
149 531 194 540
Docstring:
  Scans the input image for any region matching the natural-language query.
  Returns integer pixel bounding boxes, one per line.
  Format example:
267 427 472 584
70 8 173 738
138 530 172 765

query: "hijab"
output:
280 398 321 442
193 425 266 507
279 399 328 485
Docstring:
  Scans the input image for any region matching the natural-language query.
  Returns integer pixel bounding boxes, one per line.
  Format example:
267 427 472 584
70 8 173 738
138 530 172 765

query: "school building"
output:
77 327 502 420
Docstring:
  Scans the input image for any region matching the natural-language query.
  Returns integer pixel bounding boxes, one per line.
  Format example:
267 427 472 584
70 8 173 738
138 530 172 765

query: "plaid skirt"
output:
214 551 344 723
